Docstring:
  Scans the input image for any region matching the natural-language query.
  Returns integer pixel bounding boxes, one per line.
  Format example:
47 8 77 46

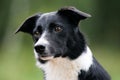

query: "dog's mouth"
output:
37 53 62 61
39 55 54 60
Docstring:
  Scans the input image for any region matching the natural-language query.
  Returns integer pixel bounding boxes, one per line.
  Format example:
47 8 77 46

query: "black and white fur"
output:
16 7 111 80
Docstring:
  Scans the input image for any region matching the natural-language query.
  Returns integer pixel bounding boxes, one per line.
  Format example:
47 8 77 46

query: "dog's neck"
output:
37 46 93 80
44 57 79 80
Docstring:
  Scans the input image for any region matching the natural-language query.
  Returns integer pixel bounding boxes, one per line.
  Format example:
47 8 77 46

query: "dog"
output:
15 7 111 80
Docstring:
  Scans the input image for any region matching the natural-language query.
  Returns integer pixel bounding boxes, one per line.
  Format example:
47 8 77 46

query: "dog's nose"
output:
34 45 45 53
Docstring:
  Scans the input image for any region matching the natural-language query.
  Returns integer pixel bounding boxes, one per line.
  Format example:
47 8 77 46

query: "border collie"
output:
16 7 111 80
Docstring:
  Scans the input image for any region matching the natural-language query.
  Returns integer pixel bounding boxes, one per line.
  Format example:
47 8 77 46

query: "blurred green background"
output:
0 0 120 80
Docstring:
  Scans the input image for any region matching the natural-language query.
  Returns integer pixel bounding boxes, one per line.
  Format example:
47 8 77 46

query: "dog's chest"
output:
36 47 93 80
44 57 80 80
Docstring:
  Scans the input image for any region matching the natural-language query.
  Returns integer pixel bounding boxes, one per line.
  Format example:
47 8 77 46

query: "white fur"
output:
36 46 93 80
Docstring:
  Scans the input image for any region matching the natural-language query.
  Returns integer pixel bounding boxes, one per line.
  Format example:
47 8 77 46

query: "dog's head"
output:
16 7 91 62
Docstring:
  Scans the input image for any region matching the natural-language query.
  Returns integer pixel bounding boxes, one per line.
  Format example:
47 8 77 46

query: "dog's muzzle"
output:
34 45 54 60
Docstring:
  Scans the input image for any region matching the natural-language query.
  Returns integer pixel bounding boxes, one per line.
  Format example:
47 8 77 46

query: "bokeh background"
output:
0 0 120 80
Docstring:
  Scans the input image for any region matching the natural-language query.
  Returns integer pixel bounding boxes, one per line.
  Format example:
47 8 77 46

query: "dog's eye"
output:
54 26 63 32
33 31 40 37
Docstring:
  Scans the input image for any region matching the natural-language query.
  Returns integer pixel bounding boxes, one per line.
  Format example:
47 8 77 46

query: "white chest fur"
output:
45 57 80 80
36 46 93 80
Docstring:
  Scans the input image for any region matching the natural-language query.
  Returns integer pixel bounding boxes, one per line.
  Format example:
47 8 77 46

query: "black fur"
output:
16 7 111 80
79 58 110 80
15 15 39 34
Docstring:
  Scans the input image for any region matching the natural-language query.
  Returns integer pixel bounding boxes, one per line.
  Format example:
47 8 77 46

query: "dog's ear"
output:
15 15 39 34
57 7 91 25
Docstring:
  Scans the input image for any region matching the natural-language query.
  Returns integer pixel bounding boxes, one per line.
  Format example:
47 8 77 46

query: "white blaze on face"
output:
34 31 53 60
34 31 49 47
